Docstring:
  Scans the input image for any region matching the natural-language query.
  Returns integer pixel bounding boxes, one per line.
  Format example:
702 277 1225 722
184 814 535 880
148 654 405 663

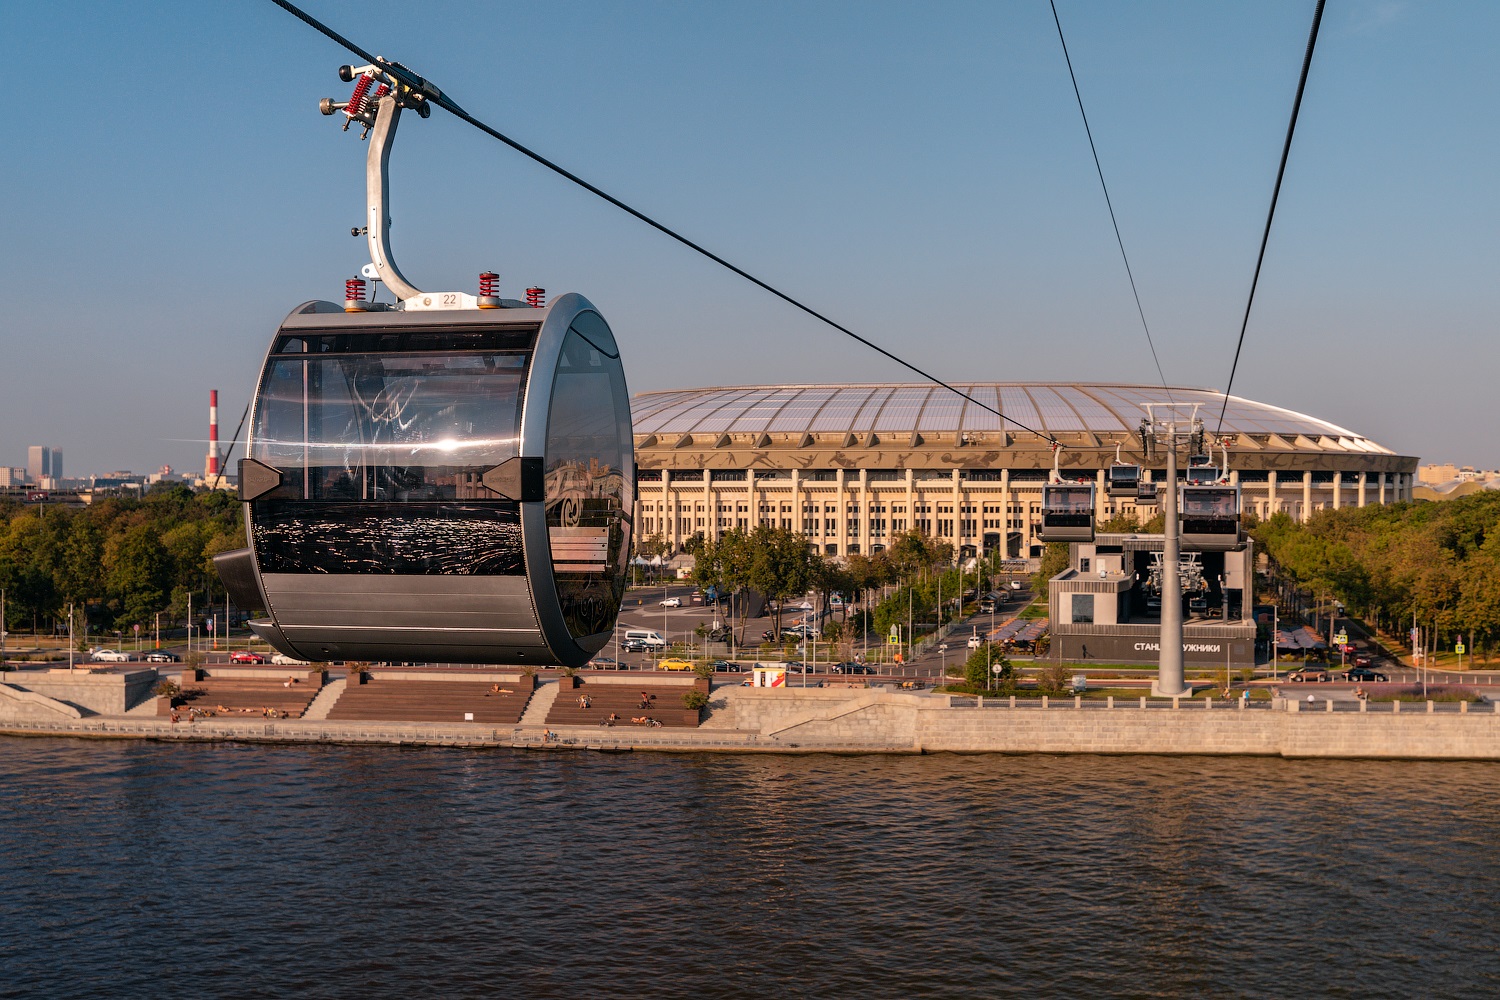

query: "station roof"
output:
631 383 1395 455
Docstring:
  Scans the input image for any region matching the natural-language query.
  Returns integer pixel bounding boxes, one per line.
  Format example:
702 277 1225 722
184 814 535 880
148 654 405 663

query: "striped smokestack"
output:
207 389 221 477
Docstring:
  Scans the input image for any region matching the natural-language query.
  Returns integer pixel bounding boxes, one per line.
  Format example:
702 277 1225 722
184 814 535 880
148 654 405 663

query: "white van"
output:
623 630 668 649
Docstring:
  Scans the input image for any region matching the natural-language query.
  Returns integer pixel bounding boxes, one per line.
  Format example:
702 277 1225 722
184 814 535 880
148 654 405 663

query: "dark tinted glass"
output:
545 316 633 639
252 501 524 575
276 328 536 354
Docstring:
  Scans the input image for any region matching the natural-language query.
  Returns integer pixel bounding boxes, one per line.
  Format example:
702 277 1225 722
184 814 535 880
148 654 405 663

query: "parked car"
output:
270 652 309 665
621 639 652 653
659 596 683 608
1009 581 1023 591
782 625 821 639
92 649 131 662
1352 654 1373 668
589 656 620 669
830 662 875 675
977 601 996 615
1345 666 1389 682
144 651 180 663
623 630 668 649
229 651 267 664
967 634 984 650
1285 665 1329 682
657 657 694 671
711 660 742 673
762 629 780 643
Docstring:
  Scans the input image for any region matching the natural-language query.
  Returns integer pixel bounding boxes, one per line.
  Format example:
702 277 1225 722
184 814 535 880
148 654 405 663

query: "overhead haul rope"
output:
268 0 1061 445
209 401 252 492
1215 0 1325 435
1049 0 1173 404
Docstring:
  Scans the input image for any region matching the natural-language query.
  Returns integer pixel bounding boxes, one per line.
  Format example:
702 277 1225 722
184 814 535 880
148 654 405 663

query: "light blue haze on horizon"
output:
0 1 1494 476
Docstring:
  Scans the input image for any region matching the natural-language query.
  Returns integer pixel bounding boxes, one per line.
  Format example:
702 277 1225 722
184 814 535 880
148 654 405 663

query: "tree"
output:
105 523 172 628
963 644 1012 692
1032 542 1070 593
746 525 813 637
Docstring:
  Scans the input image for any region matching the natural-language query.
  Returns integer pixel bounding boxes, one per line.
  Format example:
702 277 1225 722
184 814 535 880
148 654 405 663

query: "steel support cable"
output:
267 0 1060 444
1216 0 1325 435
1049 0 1172 403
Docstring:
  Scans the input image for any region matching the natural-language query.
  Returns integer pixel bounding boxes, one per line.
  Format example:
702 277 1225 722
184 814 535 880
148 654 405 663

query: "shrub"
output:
682 690 710 711
1035 661 1073 696
153 679 181 699
692 661 715 681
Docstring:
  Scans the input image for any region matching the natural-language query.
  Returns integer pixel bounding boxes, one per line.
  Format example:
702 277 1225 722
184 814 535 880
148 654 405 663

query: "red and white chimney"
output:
207 390 221 477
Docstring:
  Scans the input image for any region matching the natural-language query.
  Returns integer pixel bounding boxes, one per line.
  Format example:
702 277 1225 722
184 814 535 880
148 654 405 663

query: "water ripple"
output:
0 741 1498 998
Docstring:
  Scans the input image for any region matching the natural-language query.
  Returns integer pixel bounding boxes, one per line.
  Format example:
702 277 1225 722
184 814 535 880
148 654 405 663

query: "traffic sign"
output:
1456 642 1466 655
991 664 1004 675
888 624 900 646
1335 631 1348 647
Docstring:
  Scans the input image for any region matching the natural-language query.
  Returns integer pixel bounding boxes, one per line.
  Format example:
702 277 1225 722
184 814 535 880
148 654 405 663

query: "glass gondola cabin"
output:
1038 483 1096 543
214 295 633 668
1179 484 1241 551
1106 464 1141 497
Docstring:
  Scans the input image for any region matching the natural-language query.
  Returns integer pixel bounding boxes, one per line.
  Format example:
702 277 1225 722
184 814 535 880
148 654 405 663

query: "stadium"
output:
631 382 1419 560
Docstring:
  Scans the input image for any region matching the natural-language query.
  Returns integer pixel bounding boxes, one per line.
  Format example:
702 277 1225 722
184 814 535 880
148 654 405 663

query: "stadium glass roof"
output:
632 383 1395 455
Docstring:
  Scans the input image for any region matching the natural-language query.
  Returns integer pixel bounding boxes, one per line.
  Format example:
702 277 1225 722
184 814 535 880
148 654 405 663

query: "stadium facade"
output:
631 382 1419 559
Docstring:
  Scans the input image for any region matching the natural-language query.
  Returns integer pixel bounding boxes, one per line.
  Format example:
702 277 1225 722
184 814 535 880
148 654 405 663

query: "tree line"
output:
0 486 243 635
1251 491 1500 657
666 525 1013 650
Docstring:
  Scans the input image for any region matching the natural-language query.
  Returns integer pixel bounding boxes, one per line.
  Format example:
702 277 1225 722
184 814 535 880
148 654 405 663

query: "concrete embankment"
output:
4 677 1500 759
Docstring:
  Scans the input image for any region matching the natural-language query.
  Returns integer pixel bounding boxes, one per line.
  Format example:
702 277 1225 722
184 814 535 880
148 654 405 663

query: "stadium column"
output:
703 474 712 542
1302 471 1313 524
791 468 802 540
746 466 755 531
859 469 870 555
1000 468 1011 558
837 468 848 556
906 468 915 538
1267 471 1278 516
1357 471 1368 507
1096 468 1106 526
952 469 961 554
1378 473 1387 504
1332 472 1341 510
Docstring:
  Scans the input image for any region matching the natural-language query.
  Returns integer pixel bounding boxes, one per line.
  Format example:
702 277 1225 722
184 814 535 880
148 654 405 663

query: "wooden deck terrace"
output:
546 680 701 729
169 675 321 719
326 678 533 725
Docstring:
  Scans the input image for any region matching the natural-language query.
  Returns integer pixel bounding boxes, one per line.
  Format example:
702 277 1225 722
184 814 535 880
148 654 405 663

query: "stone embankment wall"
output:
708 686 1500 759
1 668 158 716
3 680 1499 759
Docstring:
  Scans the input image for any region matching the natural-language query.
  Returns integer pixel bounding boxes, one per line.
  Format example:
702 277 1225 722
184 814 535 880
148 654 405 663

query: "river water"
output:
2 738 1497 998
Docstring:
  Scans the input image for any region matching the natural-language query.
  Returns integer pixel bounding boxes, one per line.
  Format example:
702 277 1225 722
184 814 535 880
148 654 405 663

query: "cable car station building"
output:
630 382 1419 561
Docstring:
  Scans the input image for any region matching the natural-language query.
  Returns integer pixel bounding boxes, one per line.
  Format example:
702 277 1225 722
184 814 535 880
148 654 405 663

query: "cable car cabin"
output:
1186 464 1221 485
1135 482 1159 506
1106 464 1141 497
1038 483 1096 543
213 295 633 668
1179 484 1241 551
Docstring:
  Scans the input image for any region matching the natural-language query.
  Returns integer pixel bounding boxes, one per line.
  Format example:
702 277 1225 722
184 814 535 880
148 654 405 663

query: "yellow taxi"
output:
657 658 695 671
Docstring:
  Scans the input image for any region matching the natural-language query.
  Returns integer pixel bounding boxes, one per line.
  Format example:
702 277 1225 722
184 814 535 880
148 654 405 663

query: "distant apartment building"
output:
25 446 62 484
1419 464 1500 485
0 467 26 487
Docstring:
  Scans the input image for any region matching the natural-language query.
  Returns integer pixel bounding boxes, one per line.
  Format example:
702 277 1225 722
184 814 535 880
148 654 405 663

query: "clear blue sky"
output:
1 1 1494 476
